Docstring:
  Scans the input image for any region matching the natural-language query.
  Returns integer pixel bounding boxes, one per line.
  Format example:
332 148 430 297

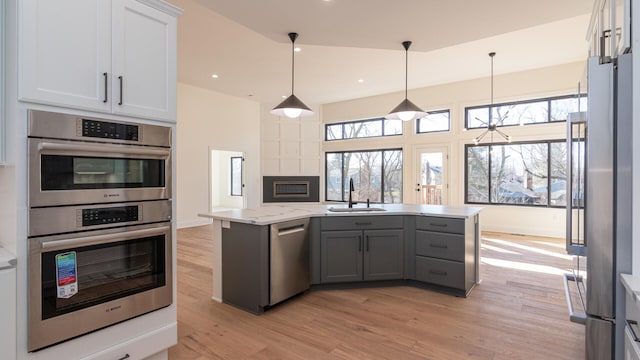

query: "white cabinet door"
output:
112 0 177 122
19 0 112 112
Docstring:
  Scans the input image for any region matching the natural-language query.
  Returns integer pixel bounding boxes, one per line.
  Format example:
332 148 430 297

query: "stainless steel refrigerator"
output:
565 53 633 360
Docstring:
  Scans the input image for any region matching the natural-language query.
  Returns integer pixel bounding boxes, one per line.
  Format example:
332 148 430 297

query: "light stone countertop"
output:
199 203 483 226
0 247 17 269
621 273 640 305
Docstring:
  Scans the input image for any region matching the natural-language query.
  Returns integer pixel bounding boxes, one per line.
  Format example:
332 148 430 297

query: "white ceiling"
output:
170 0 593 106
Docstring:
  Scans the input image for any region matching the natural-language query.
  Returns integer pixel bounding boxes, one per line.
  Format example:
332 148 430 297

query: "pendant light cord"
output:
402 41 412 100
291 37 295 95
405 46 408 100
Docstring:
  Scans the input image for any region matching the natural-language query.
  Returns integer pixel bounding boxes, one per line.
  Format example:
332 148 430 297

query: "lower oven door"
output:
28 222 172 352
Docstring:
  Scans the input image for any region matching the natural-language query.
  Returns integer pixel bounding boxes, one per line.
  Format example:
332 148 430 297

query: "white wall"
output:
210 149 244 209
176 83 260 228
321 61 585 238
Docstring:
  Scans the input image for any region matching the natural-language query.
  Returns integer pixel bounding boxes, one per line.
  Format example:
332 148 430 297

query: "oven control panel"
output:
81 119 139 141
81 206 139 227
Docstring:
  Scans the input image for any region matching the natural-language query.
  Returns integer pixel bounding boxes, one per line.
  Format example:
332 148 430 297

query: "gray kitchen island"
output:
199 204 482 314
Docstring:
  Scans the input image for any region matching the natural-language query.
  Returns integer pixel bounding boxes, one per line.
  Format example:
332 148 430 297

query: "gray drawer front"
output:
321 216 403 231
415 256 464 289
415 216 464 234
415 231 464 261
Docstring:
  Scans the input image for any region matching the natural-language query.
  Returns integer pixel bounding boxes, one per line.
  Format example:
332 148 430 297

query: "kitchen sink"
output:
327 207 387 212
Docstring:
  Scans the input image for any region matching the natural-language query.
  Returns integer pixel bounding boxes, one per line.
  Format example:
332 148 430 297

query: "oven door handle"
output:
38 142 170 158
40 226 171 251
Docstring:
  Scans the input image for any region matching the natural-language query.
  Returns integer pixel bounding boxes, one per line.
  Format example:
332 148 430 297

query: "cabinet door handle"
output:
366 235 369 252
429 243 448 249
429 222 448 228
118 76 123 105
355 221 372 226
103 72 108 103
429 269 448 276
358 235 362 252
118 354 131 360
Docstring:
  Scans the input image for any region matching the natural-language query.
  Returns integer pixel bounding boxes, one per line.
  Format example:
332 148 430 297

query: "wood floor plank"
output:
169 226 585 359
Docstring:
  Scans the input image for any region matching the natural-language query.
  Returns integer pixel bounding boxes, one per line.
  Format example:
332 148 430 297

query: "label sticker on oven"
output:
55 251 78 298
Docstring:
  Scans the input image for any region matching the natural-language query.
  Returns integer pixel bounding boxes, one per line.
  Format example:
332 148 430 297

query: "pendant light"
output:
271 32 314 118
386 41 428 122
473 52 512 145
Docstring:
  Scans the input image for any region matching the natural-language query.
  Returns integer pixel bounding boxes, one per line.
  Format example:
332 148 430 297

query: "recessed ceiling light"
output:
294 47 301 52
358 79 364 83
211 74 219 79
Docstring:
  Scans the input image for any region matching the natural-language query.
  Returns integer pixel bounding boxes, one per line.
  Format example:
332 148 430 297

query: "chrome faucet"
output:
348 178 355 208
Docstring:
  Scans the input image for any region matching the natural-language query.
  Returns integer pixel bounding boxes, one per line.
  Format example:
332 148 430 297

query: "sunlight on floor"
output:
482 237 574 261
481 243 521 255
482 257 569 275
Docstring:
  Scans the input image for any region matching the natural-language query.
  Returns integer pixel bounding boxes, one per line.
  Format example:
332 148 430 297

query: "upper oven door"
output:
29 138 172 207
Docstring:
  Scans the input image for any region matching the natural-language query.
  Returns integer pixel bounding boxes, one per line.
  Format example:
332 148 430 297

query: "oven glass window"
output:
40 155 165 190
40 235 166 320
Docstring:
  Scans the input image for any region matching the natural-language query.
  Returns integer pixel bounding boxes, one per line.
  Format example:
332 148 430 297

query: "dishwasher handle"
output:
277 224 306 236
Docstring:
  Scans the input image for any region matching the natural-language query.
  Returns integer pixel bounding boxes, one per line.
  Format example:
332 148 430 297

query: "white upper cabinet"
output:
19 0 181 122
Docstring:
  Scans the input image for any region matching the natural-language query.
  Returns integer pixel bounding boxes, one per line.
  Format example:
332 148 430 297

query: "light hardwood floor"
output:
169 225 585 359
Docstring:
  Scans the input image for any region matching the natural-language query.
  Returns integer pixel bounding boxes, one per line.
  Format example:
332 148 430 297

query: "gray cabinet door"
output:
364 229 404 281
320 230 363 283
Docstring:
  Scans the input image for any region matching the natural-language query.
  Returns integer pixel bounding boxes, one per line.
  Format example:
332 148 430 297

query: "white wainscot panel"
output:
301 141 320 157
280 141 300 157
262 158 280 175
280 158 300 174
301 159 321 174
262 140 280 158
280 121 300 140
300 121 320 139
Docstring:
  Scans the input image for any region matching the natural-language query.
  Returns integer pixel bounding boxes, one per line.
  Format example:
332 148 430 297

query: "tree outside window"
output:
466 140 568 207
326 149 402 204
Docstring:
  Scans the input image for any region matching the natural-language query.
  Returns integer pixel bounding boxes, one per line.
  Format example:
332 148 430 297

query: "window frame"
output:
464 94 587 130
415 109 451 134
324 147 403 204
230 156 243 196
464 139 569 208
325 117 403 141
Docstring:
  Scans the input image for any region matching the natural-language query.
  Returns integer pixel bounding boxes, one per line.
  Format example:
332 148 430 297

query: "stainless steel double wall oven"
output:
27 110 173 351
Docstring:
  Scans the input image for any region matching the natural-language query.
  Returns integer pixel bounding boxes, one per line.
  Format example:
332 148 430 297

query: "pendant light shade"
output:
473 52 512 145
271 32 314 118
386 41 428 122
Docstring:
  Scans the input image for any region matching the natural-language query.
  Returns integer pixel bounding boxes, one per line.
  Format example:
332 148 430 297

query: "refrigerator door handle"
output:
563 273 587 324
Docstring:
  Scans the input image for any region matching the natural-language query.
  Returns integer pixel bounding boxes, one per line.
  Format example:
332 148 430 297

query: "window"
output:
326 118 402 141
465 140 571 207
416 110 450 134
230 156 242 196
326 149 402 204
465 94 587 129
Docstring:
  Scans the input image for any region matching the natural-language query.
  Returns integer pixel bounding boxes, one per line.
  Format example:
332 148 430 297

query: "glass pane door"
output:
415 148 447 205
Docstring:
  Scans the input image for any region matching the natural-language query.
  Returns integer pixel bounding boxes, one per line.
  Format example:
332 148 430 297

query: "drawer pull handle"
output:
430 244 448 249
429 223 448 227
355 222 372 225
118 354 131 360
429 269 448 276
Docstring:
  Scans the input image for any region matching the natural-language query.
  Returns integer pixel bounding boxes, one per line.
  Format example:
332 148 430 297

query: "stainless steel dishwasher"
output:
269 218 310 305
